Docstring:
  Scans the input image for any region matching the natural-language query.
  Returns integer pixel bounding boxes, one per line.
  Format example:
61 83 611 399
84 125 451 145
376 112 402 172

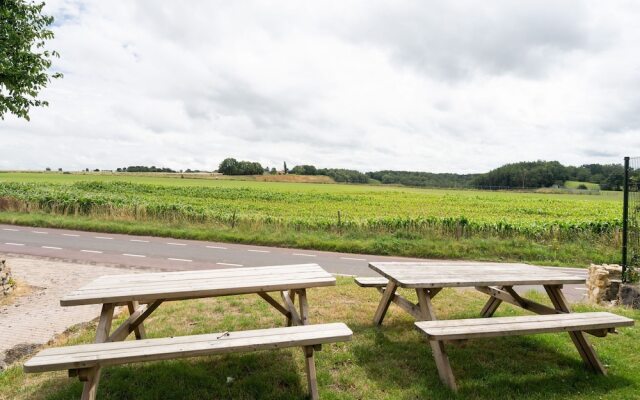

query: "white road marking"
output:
340 257 367 261
168 257 192 262
32 231 48 234
130 239 149 243
95 236 113 240
574 288 588 291
4 242 24 246
81 250 102 254
293 253 317 257
42 246 62 250
206 246 227 249
63 233 80 237
217 262 243 267
2 228 19 231
123 253 146 258
248 249 270 253
167 242 187 246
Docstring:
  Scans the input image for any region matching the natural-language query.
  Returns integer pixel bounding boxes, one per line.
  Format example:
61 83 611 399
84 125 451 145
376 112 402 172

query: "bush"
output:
218 158 264 175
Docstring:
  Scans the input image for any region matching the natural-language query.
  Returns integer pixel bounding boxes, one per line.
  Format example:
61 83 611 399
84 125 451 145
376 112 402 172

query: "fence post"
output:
623 156 630 282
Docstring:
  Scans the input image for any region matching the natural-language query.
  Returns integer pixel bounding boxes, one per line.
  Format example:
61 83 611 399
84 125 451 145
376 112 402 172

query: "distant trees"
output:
117 166 175 173
366 171 478 188
473 161 568 188
290 164 368 183
218 158 264 175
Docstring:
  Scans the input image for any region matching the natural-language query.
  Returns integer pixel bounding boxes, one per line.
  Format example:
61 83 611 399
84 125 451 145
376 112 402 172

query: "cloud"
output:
1 0 640 173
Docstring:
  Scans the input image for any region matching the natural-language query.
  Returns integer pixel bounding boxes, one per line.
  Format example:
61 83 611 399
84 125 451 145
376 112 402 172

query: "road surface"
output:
0 224 588 301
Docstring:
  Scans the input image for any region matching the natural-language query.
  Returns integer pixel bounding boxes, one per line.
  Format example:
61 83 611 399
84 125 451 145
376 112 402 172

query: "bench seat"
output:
354 277 388 288
415 312 633 341
24 323 352 400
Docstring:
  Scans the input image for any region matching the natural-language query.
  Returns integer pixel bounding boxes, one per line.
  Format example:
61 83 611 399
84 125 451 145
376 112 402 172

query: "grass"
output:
1 277 639 399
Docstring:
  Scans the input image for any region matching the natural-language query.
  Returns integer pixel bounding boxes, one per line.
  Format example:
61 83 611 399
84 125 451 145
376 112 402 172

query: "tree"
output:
1 0 63 120
283 161 288 174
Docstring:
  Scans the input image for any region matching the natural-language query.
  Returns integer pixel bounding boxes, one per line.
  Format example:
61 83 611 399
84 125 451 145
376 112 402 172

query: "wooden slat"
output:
415 312 633 340
24 323 353 373
369 262 585 288
354 277 388 287
61 264 336 306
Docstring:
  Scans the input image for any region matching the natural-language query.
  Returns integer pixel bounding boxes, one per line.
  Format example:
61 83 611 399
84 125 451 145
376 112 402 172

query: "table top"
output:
61 264 335 306
369 261 585 289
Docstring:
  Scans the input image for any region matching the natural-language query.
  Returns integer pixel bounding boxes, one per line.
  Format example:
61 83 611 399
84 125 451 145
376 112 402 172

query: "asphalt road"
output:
0 223 589 301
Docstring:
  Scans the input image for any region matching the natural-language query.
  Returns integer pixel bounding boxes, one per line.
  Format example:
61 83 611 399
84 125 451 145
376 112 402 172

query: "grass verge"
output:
0 211 619 267
1 277 639 399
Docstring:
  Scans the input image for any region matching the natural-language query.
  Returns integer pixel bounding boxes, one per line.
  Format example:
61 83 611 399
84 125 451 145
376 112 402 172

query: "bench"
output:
415 312 633 390
354 276 388 287
24 323 353 400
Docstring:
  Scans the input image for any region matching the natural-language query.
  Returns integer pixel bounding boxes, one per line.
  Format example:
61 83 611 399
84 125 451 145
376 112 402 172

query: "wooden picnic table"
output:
365 261 630 390
61 263 335 399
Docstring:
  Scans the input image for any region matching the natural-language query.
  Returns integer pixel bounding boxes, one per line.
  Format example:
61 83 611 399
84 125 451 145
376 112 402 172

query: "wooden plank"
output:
297 289 310 326
415 312 633 340
369 262 585 288
127 301 146 339
354 277 388 287
61 277 336 306
257 292 290 318
375 287 422 320
24 323 353 373
281 291 301 326
373 280 397 325
80 303 114 400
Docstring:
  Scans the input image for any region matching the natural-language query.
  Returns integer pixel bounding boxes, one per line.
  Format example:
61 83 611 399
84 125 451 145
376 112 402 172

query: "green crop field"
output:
0 172 624 266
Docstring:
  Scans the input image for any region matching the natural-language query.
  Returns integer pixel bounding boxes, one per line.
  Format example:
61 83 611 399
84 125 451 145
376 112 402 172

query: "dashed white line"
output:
4 242 24 246
123 253 146 258
168 257 192 262
42 246 62 250
63 233 80 237
167 243 187 246
81 250 103 254
293 253 317 257
32 231 48 234
206 246 227 249
2 228 19 231
340 257 367 261
217 262 243 267
95 236 113 240
248 249 270 253
130 239 149 243
574 288 588 291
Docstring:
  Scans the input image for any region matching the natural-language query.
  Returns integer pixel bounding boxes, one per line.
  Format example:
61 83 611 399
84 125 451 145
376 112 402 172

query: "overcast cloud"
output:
2 0 640 173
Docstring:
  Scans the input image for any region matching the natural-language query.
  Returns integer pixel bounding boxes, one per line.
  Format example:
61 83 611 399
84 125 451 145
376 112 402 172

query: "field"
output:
2 278 639 400
564 181 601 190
0 172 624 266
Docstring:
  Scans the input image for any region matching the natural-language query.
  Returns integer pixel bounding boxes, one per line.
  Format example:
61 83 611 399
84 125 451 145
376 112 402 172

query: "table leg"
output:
416 289 457 391
127 301 146 339
81 303 115 400
297 289 310 325
373 280 397 325
544 285 606 374
281 290 302 326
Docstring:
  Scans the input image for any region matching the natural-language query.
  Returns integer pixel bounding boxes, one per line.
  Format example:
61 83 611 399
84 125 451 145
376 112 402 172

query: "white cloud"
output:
1 0 640 173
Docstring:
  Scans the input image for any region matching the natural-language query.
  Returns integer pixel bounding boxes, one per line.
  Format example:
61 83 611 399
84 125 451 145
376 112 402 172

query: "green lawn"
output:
565 181 601 190
1 278 639 399
0 172 624 266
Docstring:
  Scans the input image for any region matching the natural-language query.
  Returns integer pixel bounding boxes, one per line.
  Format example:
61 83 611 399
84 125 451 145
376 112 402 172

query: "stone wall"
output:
587 264 622 305
1 259 16 296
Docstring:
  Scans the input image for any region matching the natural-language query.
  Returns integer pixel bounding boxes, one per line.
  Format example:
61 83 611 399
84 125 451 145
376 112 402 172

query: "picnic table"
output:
55 263 337 399
358 261 634 390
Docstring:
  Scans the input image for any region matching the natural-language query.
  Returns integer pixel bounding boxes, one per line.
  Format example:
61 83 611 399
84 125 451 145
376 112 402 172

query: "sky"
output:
2 0 640 173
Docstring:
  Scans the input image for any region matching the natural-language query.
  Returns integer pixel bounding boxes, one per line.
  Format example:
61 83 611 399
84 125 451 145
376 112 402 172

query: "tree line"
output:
211 158 636 190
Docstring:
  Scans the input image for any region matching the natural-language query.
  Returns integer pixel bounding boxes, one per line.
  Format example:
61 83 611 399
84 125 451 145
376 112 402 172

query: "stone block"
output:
619 283 640 309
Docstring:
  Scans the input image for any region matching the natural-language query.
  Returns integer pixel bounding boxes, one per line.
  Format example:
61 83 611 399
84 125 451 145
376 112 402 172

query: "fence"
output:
623 156 640 282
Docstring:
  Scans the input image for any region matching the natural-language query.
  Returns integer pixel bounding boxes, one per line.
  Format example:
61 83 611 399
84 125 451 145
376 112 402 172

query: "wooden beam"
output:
475 286 561 315
297 289 310 326
281 291 301 326
108 300 163 343
303 346 319 400
375 287 422 320
544 285 607 375
127 301 146 339
373 280 397 325
81 303 114 400
258 292 290 318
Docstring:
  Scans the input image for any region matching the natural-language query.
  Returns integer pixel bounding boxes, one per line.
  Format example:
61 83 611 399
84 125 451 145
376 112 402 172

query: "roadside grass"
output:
1 278 639 399
0 211 619 267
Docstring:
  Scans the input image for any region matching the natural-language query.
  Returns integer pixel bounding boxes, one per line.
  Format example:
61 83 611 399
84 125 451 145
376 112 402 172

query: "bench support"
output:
372 281 442 325
303 346 319 400
545 285 607 374
81 303 114 400
416 288 457 391
127 301 146 339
